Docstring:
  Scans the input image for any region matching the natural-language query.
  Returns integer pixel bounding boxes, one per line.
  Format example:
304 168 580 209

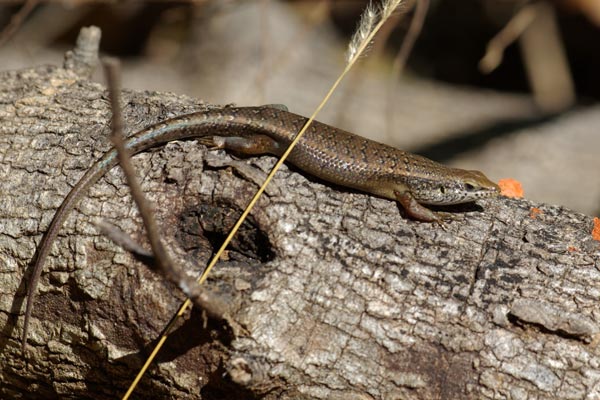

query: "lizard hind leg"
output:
207 134 282 156
196 136 222 150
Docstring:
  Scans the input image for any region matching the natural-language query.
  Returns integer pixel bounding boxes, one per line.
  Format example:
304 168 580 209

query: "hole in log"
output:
178 201 275 264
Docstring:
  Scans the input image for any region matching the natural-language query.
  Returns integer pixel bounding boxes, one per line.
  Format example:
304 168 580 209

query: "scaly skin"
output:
22 105 499 351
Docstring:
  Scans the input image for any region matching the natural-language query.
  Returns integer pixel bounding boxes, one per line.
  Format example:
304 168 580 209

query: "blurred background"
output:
0 0 598 216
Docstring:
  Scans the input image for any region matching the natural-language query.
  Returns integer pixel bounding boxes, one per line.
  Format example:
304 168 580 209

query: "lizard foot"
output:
197 136 223 151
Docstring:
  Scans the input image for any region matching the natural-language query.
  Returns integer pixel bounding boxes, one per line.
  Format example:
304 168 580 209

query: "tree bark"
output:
1 29 599 400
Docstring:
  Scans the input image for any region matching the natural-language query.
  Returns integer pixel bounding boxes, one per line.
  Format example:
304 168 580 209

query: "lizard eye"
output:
439 186 446 194
464 183 476 191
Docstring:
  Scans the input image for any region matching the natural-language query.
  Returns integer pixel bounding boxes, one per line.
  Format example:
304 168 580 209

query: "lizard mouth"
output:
421 189 499 206
466 189 500 201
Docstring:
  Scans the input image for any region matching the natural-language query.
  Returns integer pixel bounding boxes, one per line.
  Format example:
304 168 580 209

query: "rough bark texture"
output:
1 49 600 400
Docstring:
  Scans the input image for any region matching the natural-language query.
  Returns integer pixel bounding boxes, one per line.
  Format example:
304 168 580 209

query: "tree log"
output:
1 29 599 400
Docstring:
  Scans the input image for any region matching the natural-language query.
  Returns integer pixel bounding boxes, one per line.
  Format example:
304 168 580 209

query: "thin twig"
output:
103 58 172 276
392 0 428 80
0 0 38 48
95 220 153 259
479 3 539 74
386 0 429 137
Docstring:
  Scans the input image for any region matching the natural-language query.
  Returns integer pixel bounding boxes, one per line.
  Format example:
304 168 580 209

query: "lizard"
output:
21 104 500 351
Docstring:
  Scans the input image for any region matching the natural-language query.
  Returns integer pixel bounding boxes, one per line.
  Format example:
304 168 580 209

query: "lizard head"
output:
408 168 500 206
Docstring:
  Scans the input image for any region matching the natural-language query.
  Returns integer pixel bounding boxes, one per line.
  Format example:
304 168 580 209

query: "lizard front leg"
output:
394 190 440 222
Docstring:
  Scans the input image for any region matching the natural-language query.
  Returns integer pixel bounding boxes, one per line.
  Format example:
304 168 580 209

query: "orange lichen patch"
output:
498 178 524 198
567 246 578 252
592 217 600 242
530 207 543 219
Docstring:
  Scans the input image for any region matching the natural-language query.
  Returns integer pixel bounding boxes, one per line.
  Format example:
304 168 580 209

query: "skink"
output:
22 105 499 350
